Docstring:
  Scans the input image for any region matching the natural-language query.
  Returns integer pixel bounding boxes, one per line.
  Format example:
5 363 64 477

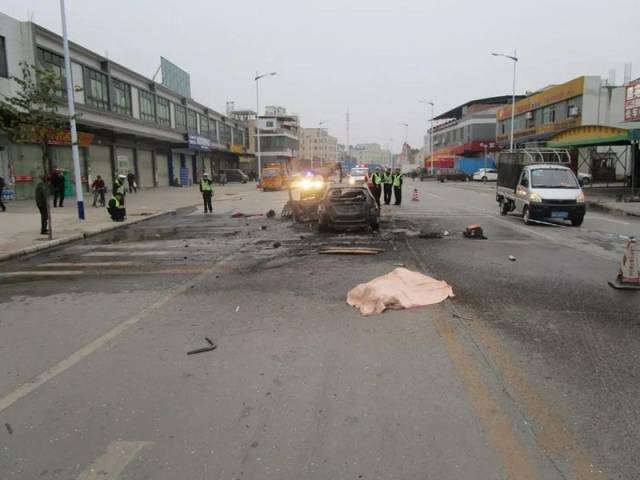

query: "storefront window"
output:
174 104 187 130
37 48 66 98
86 68 109 110
112 78 132 116
139 90 156 123
187 110 197 132
156 97 171 126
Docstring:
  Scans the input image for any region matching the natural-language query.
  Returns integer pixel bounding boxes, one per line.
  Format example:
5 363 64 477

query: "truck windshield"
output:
351 168 368 176
531 169 579 188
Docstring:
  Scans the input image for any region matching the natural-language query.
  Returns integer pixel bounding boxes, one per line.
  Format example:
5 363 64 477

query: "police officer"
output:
200 172 213 213
370 167 383 208
113 174 127 206
393 168 404 205
382 167 393 205
107 194 126 221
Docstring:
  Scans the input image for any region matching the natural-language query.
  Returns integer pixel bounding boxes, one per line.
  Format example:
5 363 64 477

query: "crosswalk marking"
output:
76 441 151 480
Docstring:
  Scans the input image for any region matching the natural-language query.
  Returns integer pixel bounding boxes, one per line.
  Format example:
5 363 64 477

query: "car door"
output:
514 170 530 213
488 169 498 181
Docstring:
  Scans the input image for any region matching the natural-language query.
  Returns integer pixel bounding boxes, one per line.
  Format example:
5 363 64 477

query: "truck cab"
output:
497 148 586 226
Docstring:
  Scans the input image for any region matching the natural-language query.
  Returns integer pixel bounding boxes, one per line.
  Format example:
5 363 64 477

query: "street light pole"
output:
59 0 84 220
419 100 435 174
319 120 327 168
254 71 276 182
492 50 518 151
399 123 408 170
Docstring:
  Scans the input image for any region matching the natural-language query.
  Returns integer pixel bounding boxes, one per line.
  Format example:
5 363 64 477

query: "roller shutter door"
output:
156 153 169 186
137 150 154 188
88 145 112 185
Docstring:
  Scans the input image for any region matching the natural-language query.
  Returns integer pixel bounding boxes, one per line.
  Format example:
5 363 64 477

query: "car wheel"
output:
582 177 591 186
570 215 584 227
523 206 533 225
482 176 488 182
499 199 508 216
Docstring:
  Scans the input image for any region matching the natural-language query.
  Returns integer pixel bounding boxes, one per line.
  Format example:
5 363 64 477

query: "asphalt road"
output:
0 181 638 479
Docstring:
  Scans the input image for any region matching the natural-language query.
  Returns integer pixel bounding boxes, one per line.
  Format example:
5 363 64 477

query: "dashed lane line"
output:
76 441 152 480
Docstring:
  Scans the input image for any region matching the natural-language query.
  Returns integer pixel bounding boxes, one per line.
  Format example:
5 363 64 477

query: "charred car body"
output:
318 185 380 232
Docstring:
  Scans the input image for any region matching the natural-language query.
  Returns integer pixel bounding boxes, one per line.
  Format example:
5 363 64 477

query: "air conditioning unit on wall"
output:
525 111 533 120
569 106 580 117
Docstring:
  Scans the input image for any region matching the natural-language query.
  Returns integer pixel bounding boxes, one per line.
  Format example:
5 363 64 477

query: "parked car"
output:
436 168 469 182
473 168 498 182
348 167 369 185
317 185 379 232
577 172 592 186
220 169 249 183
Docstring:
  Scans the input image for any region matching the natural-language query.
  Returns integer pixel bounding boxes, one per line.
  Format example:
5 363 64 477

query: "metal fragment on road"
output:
4 423 12 434
235 305 240 312
509 255 517 261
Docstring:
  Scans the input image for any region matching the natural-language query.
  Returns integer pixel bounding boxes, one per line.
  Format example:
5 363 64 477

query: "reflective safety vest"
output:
200 179 212 192
383 172 392 184
393 173 403 187
372 172 383 185
109 196 121 209
114 180 126 196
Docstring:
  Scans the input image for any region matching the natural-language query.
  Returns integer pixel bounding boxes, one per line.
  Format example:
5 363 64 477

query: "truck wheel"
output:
570 215 584 227
482 176 488 182
499 199 509 216
523 206 533 225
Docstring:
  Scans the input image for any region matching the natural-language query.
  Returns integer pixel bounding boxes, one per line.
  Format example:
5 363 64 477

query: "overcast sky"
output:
3 0 639 152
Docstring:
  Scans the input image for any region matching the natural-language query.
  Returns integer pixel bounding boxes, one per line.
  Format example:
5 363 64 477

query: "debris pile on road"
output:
231 212 264 219
319 246 384 255
347 267 454 315
266 209 276 218
418 231 443 239
463 224 487 239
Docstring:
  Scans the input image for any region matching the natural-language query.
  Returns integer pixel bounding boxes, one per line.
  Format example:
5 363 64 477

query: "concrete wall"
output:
0 13 36 98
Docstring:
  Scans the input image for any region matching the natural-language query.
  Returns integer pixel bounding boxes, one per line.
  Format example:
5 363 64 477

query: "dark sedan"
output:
436 168 469 182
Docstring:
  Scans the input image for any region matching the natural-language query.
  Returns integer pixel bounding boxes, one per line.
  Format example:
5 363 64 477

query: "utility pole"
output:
346 108 350 167
59 0 84 220
492 50 518 151
254 71 276 181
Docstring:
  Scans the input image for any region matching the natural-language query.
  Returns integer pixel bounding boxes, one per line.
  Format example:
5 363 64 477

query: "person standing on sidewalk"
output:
0 175 6 212
393 168 404 206
127 171 137 193
370 167 383 208
51 168 65 208
113 174 127 205
200 172 213 214
383 167 393 205
35 177 49 234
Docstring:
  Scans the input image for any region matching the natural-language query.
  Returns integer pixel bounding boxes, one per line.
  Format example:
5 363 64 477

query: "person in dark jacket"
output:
127 171 137 193
35 177 49 234
370 167 383 208
0 176 6 212
383 167 393 205
51 168 65 207
91 176 106 207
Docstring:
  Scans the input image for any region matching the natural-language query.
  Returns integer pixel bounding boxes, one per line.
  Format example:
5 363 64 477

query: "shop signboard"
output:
187 134 211 151
624 80 640 122
161 57 191 98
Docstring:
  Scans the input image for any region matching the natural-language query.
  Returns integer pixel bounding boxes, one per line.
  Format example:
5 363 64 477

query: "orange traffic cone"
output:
609 238 640 289
412 188 419 202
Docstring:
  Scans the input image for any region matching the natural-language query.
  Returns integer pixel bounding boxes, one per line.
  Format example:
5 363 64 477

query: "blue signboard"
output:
187 134 211 151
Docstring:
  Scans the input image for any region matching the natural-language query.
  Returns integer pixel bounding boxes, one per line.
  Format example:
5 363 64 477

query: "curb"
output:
587 201 640 218
0 205 196 264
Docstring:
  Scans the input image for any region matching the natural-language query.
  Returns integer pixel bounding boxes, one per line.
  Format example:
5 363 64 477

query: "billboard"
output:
160 57 191 98
624 80 640 122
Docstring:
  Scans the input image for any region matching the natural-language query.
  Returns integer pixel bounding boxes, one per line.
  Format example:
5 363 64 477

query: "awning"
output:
548 125 640 148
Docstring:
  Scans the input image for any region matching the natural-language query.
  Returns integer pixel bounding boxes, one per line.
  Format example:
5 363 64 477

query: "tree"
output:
0 62 70 240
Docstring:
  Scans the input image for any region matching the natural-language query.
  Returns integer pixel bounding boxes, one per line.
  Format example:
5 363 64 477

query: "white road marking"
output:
426 192 445 200
587 215 630 226
0 267 216 414
0 271 84 278
76 441 151 480
82 251 173 257
41 262 135 267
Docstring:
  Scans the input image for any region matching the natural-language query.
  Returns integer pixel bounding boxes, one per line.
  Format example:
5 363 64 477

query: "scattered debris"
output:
463 224 487 240
184 244 190 248
347 267 454 316
394 263 406 267
187 337 218 355
273 241 282 248
443 231 450 236
319 246 385 255
231 212 264 218
260 225 267 230
235 305 240 312
5 423 12 435
419 231 443 239
266 209 276 218
509 255 517 261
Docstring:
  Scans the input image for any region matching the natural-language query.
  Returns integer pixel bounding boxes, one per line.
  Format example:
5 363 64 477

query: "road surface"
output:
0 181 638 479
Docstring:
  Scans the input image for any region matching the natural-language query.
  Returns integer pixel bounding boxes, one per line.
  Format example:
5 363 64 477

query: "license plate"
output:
551 211 569 219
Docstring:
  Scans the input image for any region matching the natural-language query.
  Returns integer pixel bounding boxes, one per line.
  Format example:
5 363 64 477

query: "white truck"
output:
496 148 586 226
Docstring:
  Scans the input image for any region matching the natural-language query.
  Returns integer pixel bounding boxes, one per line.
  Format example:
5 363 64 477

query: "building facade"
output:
427 96 519 169
256 106 300 172
496 76 629 181
299 127 337 169
350 143 391 166
0 12 251 199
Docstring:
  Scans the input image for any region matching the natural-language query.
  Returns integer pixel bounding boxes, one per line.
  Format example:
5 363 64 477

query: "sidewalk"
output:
584 186 640 217
0 182 258 261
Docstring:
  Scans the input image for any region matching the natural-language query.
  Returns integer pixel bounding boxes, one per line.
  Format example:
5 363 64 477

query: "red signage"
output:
48 131 95 147
624 80 640 122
